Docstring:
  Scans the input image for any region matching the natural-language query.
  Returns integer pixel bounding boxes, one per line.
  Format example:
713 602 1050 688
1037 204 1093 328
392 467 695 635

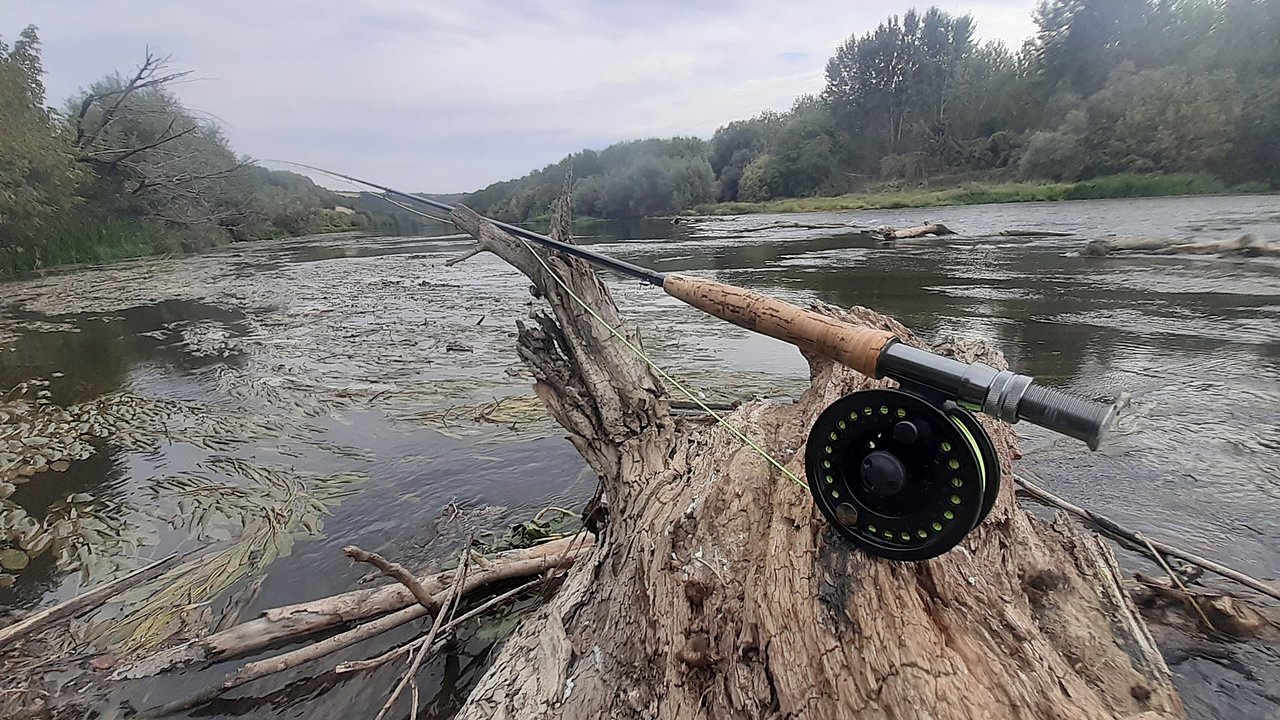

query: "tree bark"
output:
1081 233 1280 258
871 223 955 240
447 195 1184 720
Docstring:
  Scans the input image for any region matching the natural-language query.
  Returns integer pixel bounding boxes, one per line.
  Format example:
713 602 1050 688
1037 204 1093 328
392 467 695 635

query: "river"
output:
1 195 1277 718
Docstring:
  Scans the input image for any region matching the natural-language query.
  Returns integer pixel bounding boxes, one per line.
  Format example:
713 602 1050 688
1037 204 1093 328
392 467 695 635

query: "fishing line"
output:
271 159 807 489
266 161 1118 560
508 230 809 490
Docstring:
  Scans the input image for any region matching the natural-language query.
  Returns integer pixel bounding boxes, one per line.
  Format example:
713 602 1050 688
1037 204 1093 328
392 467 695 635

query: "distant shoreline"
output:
684 173 1273 217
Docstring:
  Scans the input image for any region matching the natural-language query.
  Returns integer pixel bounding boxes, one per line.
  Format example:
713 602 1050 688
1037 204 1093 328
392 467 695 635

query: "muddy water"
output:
1 195 1278 718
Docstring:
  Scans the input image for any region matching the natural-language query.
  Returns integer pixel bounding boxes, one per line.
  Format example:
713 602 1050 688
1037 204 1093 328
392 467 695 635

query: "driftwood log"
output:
871 222 955 240
1082 233 1280 258
442 194 1183 719
113 536 591 681
998 229 1075 237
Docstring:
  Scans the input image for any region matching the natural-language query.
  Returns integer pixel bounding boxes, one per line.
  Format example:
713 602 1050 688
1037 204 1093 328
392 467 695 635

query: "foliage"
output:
0 28 435 279
466 1 1278 220
0 27 81 260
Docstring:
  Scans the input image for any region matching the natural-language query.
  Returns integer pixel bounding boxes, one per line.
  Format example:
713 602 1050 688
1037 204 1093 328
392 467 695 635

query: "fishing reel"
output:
805 385 1000 561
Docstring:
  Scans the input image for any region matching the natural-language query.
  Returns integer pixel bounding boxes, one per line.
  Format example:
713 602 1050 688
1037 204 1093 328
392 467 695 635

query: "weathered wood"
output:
447 193 1184 720
733 221 856 233
0 552 182 646
871 222 955 240
343 545 439 611
112 536 590 680
998 229 1075 237
1082 233 1280 258
1016 475 1280 603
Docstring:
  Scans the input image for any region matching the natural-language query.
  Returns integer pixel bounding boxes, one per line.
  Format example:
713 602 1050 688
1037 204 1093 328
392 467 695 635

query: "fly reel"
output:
805 388 1000 561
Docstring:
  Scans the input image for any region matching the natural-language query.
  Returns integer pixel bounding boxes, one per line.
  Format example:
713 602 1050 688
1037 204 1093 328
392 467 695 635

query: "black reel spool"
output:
805 388 1000 561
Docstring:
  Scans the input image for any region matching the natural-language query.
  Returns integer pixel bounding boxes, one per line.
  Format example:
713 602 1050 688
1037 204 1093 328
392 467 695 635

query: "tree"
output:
69 51 246 227
708 113 782 201
0 26 80 267
823 7 981 172
1033 0 1150 95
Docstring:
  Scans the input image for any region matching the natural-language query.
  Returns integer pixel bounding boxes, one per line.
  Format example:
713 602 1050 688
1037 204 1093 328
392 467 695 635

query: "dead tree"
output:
70 50 248 226
444 197 1183 719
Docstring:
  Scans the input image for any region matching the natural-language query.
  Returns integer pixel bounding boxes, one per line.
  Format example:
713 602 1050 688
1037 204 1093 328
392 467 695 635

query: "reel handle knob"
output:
893 420 921 444
861 451 908 497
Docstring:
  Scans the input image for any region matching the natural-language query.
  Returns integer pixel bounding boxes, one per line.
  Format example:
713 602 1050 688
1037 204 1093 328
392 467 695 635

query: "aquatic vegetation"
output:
88 461 364 652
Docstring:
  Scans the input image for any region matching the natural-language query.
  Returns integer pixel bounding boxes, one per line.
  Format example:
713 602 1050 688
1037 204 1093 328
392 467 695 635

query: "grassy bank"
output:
691 173 1269 216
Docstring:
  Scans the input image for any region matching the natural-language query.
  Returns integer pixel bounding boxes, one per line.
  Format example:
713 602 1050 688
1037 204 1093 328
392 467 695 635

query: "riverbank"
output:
689 172 1271 216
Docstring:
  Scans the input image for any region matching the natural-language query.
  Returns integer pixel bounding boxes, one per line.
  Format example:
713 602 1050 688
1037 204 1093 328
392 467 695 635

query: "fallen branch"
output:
870 222 954 240
733 221 855 233
113 536 592 681
998 229 1075 237
0 552 183 646
1081 233 1280 258
343 545 438 611
375 544 471 720
1014 474 1280 602
1132 573 1280 641
445 246 486 266
141 537 577 717
1137 533 1218 636
336 574 549 674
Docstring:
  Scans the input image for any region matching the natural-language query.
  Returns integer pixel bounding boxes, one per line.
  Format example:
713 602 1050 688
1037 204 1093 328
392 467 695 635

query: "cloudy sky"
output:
6 0 1037 193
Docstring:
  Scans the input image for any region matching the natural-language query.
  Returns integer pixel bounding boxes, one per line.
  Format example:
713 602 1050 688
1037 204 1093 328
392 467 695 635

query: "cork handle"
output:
662 273 896 377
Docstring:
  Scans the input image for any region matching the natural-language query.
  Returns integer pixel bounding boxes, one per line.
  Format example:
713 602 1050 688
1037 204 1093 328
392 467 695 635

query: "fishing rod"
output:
294 162 1117 561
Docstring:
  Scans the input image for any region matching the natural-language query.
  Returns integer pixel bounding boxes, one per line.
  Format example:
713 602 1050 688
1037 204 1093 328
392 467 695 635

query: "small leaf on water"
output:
68 492 93 503
0 548 30 571
0 573 15 588
475 612 521 642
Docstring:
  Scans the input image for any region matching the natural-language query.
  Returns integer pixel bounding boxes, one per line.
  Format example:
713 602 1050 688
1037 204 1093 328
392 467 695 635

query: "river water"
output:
0 195 1277 718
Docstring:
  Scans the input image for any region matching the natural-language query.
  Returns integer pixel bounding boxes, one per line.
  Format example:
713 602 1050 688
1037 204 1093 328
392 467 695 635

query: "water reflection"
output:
0 300 249 405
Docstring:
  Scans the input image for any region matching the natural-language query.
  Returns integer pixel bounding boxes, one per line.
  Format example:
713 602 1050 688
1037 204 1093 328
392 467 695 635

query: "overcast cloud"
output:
5 0 1036 192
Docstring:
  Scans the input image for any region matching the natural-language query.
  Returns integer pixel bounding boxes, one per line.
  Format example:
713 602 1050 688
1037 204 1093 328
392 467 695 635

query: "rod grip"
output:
662 273 896 377
1016 384 1116 451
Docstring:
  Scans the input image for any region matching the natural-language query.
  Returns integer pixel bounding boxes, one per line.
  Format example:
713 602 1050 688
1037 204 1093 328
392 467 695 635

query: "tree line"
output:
0 28 432 278
466 0 1279 222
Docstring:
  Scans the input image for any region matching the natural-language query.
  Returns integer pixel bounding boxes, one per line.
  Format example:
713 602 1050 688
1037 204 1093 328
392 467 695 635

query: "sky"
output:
5 0 1037 193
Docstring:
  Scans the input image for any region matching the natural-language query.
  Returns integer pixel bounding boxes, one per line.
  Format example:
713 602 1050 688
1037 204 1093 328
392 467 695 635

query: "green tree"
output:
0 26 80 266
738 154 781 201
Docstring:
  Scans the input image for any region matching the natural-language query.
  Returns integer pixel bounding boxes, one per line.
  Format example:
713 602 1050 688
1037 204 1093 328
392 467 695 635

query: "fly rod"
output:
294 163 1118 560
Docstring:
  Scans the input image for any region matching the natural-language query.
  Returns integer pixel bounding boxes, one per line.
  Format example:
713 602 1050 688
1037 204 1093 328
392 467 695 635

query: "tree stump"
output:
448 196 1183 720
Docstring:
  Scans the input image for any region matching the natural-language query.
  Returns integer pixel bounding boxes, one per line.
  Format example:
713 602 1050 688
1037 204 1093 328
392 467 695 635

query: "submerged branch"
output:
1015 474 1280 603
0 552 184 647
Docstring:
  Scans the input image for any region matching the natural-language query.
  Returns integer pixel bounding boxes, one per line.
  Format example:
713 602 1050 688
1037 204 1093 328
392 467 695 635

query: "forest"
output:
0 30 431 279
465 0 1280 222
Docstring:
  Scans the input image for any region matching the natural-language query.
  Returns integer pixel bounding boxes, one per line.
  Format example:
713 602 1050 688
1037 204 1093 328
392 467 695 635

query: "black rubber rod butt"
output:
1016 384 1116 451
877 342 1115 450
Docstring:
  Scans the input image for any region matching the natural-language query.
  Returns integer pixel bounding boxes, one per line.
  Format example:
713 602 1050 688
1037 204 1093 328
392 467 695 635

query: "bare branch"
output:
343 546 439 611
75 49 193 152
